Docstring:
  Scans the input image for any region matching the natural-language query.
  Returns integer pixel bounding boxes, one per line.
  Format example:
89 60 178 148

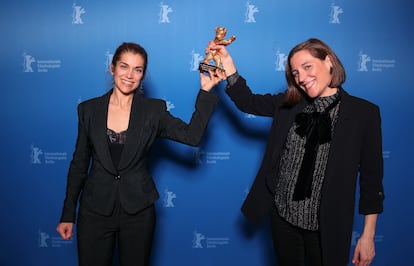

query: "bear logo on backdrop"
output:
357 51 396 72
23 52 36 72
163 188 177 208
72 4 86 24
192 230 230 249
192 231 206 248
30 144 43 164
245 1 259 23
38 229 74 248
329 3 343 24
275 50 287 72
38 230 50 248
190 50 204 72
358 51 371 72
29 144 68 165
22 53 62 73
105 50 114 72
159 2 173 23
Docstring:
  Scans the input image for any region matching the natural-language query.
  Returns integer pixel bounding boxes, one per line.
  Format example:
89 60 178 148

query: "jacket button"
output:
115 175 121 180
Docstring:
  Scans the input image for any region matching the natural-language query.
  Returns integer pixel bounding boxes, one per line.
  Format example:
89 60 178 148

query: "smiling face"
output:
110 51 145 95
290 49 335 98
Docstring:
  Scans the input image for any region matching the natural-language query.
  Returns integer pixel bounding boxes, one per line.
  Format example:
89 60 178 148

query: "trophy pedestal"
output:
198 62 224 72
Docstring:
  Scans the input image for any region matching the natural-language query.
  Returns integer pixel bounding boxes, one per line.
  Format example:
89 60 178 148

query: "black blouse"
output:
106 128 127 169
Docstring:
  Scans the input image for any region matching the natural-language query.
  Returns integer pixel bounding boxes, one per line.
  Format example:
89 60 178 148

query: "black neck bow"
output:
292 96 340 201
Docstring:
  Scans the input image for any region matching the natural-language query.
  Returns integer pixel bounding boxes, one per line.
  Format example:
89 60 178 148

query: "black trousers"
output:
269 206 323 266
77 203 156 266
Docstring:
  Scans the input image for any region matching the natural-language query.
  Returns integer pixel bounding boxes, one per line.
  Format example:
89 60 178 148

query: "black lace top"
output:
107 128 127 169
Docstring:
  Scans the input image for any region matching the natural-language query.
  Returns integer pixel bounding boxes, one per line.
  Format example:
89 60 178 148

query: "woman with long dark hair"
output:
56 42 221 266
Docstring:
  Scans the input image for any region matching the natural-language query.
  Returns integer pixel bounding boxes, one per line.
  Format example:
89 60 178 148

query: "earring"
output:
138 82 144 94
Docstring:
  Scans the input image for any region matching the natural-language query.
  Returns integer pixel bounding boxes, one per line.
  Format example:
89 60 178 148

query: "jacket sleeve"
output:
60 103 92 222
225 75 285 117
358 104 385 214
158 89 219 146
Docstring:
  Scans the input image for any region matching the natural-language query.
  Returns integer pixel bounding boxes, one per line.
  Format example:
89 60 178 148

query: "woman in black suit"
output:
56 42 221 266
209 38 384 266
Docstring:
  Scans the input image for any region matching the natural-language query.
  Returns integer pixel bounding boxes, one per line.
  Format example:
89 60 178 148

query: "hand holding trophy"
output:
199 26 236 73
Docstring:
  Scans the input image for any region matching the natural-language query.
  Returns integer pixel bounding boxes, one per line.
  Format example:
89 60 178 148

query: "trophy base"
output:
198 63 224 72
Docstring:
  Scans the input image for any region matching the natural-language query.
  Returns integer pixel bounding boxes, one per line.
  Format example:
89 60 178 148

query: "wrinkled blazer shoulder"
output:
77 91 111 114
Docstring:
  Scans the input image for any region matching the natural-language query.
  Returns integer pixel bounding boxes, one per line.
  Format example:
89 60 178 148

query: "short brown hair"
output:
284 38 346 105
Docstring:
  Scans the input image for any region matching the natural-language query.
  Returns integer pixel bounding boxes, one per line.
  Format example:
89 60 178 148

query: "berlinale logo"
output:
72 4 86 24
163 188 177 207
329 3 343 24
245 1 259 23
159 2 173 23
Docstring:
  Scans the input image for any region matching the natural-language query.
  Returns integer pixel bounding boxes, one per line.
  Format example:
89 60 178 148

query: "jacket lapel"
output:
92 90 118 175
325 89 353 162
117 93 147 171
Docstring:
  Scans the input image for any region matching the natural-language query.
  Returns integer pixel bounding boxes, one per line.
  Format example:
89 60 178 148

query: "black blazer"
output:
60 89 219 222
226 76 384 265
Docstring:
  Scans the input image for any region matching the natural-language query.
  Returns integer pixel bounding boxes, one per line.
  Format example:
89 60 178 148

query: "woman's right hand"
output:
56 222 74 240
207 41 237 77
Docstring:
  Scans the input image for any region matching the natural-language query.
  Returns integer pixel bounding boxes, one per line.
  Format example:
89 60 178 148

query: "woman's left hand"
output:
352 235 375 266
200 69 226 92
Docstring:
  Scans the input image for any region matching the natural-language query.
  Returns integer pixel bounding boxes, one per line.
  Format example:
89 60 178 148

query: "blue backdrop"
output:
1 0 413 265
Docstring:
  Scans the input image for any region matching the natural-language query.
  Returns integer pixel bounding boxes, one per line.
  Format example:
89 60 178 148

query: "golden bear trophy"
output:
199 26 236 72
